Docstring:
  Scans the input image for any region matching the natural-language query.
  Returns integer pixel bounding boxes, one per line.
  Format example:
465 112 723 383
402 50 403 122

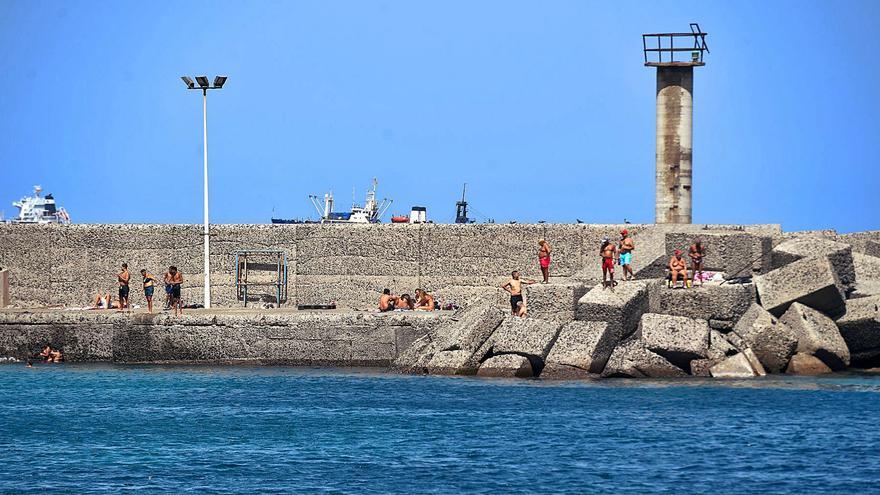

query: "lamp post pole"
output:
181 75 227 309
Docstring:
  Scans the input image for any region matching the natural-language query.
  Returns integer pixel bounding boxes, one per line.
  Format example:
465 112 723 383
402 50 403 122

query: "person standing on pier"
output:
689 238 706 286
141 269 159 314
167 266 184 316
618 229 635 281
600 238 617 289
538 239 552 284
117 263 130 311
501 270 536 315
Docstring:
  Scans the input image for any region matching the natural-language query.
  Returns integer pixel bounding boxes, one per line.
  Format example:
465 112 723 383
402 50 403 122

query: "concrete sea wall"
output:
0 223 781 310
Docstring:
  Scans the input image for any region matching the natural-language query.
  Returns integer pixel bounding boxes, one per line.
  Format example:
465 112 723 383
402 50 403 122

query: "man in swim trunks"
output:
379 288 397 312
501 270 536 315
141 269 159 314
600 237 617 289
163 269 174 310
618 229 635 281
167 266 184 316
669 250 688 288
413 289 436 311
689 238 706 286
538 239 552 284
117 263 130 311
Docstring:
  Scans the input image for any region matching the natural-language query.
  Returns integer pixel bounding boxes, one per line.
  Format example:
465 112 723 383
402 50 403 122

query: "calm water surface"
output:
1 364 879 494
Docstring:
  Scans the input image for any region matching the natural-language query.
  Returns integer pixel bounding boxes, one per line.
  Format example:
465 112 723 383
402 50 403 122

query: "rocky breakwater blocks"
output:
664 232 772 277
754 256 845 317
600 339 687 378
476 354 534 378
835 295 880 367
654 282 755 330
733 303 798 373
786 352 832 375
772 238 855 293
524 281 588 324
479 316 562 375
780 303 850 371
709 348 766 378
576 280 650 341
394 301 505 375
637 313 709 372
542 321 615 379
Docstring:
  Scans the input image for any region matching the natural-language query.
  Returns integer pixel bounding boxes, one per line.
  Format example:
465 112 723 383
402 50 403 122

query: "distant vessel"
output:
272 178 392 224
7 186 70 224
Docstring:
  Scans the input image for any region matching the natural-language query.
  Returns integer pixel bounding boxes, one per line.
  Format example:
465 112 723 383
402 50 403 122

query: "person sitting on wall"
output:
669 250 689 288
395 293 415 310
379 288 398 312
414 289 436 311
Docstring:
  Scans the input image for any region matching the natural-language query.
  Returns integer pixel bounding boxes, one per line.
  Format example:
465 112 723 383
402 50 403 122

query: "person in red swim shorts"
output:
538 239 552 283
600 237 617 290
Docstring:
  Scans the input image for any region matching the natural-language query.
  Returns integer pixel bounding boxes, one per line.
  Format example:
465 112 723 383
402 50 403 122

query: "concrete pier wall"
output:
0 223 780 309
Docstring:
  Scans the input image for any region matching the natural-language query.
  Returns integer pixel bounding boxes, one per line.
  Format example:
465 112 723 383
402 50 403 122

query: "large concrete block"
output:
837 232 880 257
708 329 740 360
426 350 476 375
754 257 846 317
542 321 615 378
835 295 880 367
710 350 766 378
664 232 771 277
600 339 688 378
772 238 855 292
853 253 880 284
653 282 755 328
524 281 588 324
733 303 798 373
576 280 651 340
638 313 709 372
477 354 533 378
786 352 832 375
484 317 561 368
780 303 850 370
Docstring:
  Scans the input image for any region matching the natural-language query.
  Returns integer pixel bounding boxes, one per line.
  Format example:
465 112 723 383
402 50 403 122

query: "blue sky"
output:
1 0 878 232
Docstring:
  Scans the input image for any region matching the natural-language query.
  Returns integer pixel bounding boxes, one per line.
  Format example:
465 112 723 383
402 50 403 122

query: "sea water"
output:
1 364 878 494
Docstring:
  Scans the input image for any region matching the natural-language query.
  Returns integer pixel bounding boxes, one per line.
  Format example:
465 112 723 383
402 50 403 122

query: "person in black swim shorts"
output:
117 263 131 311
167 266 184 316
501 270 536 316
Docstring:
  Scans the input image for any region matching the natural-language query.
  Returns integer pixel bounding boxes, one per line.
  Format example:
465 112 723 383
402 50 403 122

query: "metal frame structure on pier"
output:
233 250 288 307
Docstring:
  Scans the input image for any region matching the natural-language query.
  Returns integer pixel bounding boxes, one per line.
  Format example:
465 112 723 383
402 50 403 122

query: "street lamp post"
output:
181 75 227 309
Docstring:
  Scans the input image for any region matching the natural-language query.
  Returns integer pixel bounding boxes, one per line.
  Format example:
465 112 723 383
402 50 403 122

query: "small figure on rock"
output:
618 229 635 281
413 289 436 311
39 345 63 363
166 266 184 316
538 239 552 283
379 288 397 312
141 269 159 314
117 262 131 312
669 250 689 289
501 270 536 315
600 237 618 289
515 300 528 318
689 238 706 286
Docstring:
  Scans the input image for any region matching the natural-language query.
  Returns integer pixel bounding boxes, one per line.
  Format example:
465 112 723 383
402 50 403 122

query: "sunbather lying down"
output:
91 293 119 310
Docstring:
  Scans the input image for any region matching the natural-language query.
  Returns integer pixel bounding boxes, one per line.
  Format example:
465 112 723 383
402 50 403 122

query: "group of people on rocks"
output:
599 230 706 290
378 288 437 312
91 263 185 316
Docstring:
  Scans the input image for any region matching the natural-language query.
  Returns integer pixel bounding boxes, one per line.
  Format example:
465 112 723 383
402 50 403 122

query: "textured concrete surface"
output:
772 238 855 292
476 354 533 378
0 309 441 365
664 232 772 277
655 66 694 224
780 303 850 371
524 281 588 324
710 351 765 378
542 321 615 378
733 304 798 373
653 282 755 329
638 313 709 371
482 317 561 373
786 352 832 375
755 257 846 317
576 280 652 341
835 295 880 367
601 339 688 378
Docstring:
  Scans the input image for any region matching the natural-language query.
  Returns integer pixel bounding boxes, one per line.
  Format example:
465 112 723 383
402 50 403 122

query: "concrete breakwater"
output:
0 223 782 310
0 310 439 365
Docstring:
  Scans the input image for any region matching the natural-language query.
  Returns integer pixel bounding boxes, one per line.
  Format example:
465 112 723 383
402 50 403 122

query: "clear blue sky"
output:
1 1 878 232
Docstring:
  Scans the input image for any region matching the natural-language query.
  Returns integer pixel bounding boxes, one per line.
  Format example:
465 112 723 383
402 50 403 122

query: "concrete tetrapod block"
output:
477 354 533 378
835 295 880 367
482 317 562 374
654 282 756 329
780 303 850 371
524 281 589 324
733 303 798 373
638 313 710 372
576 280 651 341
601 339 688 378
786 352 832 375
771 237 855 293
754 257 846 317
542 321 615 379
710 350 766 378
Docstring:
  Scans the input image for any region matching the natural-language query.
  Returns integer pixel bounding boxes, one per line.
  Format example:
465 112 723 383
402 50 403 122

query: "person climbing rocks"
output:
618 229 635 281
600 237 617 289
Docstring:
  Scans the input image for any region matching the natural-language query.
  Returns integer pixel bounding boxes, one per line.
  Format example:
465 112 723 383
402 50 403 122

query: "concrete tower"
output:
643 24 708 224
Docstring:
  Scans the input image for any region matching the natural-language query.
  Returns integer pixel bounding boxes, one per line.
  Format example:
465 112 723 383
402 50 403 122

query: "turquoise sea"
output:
1 364 879 494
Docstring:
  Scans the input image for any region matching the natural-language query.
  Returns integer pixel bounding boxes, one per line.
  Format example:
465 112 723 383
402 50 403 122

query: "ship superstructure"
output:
8 186 70 224
305 178 392 224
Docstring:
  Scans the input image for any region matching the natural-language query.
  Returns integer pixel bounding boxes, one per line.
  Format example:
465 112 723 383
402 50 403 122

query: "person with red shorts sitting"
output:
600 237 617 289
538 239 552 284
